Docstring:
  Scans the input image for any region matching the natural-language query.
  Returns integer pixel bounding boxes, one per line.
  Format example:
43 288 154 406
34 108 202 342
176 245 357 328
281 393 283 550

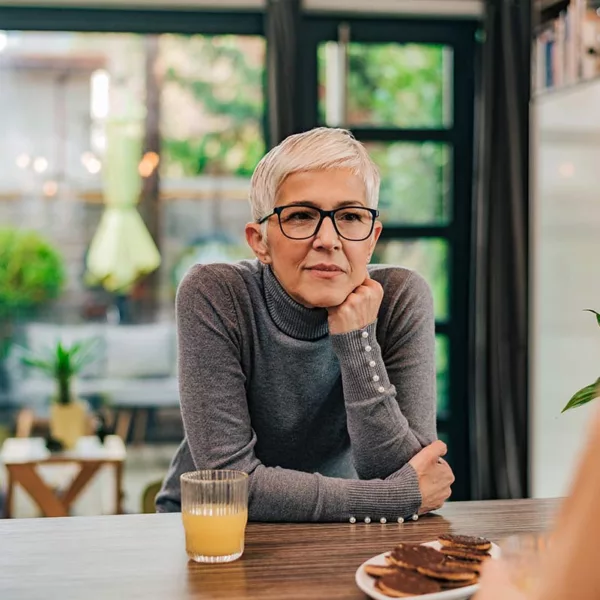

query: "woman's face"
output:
246 168 382 308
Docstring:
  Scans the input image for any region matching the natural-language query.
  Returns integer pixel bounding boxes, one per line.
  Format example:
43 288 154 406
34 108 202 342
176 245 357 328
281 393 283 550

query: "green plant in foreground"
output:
562 310 600 413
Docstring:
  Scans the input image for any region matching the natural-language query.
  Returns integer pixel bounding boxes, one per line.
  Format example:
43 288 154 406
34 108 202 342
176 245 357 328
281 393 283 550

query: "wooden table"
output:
0 498 559 600
1 435 125 518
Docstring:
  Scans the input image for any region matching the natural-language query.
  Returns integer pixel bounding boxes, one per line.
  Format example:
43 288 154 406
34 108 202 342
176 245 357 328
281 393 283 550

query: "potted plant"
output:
0 228 66 396
20 339 99 449
562 310 600 413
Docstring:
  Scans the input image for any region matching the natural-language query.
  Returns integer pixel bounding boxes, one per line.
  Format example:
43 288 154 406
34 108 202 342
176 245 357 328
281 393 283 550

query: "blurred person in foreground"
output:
476 405 600 600
156 127 454 521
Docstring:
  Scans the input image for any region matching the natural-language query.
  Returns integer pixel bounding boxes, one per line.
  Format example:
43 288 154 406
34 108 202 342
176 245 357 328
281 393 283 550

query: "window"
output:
305 17 477 499
0 12 266 472
0 9 477 503
0 30 265 324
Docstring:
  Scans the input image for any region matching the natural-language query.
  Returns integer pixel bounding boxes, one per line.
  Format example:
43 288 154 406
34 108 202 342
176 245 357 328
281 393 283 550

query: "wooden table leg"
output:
114 410 133 442
4 473 14 518
132 409 149 446
102 407 116 431
6 464 68 518
114 461 124 514
15 409 34 438
61 463 102 510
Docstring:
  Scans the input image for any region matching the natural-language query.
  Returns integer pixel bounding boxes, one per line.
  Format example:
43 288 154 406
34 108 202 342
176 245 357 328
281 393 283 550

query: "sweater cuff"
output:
329 321 391 402
348 463 421 521
317 463 421 522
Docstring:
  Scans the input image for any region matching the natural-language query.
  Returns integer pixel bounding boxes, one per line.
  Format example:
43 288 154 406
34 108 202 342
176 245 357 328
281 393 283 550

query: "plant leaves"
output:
562 378 600 413
70 337 101 372
584 309 600 327
20 356 54 374
18 336 100 379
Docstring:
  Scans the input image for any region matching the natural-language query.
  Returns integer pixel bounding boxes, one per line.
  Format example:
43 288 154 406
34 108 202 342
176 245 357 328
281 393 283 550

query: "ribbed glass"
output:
180 470 249 563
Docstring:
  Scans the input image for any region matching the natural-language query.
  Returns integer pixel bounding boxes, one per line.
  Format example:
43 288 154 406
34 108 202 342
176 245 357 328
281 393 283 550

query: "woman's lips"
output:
306 264 345 279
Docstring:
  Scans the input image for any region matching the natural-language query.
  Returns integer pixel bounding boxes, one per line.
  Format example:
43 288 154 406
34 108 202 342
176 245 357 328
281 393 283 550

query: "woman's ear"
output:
245 223 272 264
367 221 383 262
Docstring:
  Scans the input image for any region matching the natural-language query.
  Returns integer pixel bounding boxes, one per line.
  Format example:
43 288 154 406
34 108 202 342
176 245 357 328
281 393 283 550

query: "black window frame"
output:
301 17 477 500
0 6 477 500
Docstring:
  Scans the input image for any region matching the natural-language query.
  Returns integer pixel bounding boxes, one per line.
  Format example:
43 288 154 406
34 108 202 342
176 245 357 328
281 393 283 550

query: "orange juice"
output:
182 508 248 559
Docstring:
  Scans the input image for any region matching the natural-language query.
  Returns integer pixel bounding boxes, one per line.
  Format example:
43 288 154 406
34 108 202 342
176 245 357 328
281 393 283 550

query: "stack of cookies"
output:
364 534 492 597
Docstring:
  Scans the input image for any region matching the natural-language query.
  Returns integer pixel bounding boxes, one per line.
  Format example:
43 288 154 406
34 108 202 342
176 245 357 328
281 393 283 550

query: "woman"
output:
156 127 454 522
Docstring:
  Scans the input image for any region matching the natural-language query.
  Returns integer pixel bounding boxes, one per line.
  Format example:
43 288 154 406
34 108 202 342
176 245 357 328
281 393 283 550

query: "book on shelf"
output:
534 0 600 93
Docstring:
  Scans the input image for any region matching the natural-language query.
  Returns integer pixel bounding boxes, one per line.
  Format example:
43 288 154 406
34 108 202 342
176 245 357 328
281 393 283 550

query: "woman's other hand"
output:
408 441 455 514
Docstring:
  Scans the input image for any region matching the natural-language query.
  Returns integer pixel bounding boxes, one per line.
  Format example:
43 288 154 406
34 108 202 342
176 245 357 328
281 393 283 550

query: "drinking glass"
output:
499 532 551 593
181 470 249 563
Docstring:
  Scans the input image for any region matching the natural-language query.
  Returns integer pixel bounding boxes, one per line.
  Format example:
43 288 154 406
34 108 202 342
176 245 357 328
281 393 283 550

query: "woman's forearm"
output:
331 322 432 479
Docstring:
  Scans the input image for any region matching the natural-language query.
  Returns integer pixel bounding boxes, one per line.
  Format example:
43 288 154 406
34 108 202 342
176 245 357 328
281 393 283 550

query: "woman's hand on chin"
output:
327 275 383 335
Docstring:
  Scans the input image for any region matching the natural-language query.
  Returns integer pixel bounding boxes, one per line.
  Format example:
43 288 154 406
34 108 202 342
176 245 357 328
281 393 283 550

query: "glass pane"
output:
365 142 451 225
318 42 453 129
372 239 449 321
436 334 449 417
0 31 265 326
0 31 265 467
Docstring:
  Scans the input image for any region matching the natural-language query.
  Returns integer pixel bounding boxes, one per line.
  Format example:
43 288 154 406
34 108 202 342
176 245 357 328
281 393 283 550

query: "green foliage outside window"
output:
160 35 265 178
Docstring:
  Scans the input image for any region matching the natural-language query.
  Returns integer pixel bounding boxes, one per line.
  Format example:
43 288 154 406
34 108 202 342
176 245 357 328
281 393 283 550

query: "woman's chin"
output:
299 291 349 310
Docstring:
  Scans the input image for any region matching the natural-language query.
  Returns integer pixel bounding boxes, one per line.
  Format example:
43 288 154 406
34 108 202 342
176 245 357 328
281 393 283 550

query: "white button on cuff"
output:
412 514 419 521
349 516 356 524
378 386 385 393
373 375 380 382
369 360 376 368
365 345 372 352
380 517 387 524
364 516 371 524
361 331 369 338
397 517 404 524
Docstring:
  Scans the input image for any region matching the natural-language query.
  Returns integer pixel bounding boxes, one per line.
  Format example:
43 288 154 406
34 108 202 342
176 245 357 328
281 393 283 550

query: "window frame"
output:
301 16 477 500
0 6 478 500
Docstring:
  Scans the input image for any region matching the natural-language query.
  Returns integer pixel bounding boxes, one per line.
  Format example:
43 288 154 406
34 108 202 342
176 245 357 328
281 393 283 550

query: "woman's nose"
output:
313 216 341 250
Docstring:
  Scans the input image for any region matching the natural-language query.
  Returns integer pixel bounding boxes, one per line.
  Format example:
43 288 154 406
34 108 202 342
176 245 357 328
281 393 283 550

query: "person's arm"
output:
177 265 421 522
329 271 437 480
476 408 600 600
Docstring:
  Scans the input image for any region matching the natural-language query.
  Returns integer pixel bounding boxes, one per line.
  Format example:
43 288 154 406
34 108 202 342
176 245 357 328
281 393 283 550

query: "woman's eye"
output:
338 211 363 222
286 211 316 221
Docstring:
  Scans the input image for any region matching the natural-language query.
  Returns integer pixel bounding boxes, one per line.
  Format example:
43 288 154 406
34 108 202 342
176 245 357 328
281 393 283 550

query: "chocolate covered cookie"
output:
416 563 478 583
387 543 446 570
440 546 491 562
375 567 442 597
438 534 492 552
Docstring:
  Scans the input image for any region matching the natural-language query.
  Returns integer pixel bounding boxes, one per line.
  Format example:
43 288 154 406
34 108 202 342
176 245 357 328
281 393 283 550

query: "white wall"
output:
531 82 600 498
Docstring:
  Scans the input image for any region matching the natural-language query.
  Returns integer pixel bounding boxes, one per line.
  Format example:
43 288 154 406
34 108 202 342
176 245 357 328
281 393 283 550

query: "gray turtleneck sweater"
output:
156 260 436 522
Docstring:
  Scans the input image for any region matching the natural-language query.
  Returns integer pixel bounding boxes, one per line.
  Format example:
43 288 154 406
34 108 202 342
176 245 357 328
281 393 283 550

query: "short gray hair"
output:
248 127 380 222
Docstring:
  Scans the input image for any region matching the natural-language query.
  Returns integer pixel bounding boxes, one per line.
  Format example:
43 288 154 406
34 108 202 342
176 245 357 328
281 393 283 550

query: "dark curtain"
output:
265 0 302 147
471 0 531 499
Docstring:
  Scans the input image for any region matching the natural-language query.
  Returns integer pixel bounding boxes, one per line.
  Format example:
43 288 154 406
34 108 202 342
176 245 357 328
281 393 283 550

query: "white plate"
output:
355 541 501 600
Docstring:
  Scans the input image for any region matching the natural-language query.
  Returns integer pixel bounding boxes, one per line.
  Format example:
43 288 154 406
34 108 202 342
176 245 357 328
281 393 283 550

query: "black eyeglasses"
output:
257 205 379 241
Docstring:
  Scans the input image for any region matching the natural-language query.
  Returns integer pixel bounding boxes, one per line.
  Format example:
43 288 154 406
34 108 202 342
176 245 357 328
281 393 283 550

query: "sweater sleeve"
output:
329 270 437 480
175 265 421 522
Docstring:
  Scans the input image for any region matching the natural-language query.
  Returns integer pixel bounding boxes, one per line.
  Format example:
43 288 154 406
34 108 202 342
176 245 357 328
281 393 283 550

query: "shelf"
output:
537 0 570 27
537 0 568 9
533 71 600 99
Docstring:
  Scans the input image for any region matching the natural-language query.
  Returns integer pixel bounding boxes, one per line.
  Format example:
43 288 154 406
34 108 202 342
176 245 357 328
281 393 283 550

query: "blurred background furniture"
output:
9 322 180 444
1 435 125 518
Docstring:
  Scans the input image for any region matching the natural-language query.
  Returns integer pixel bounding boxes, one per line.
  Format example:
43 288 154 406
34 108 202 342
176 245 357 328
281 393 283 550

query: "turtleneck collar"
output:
262 264 329 341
